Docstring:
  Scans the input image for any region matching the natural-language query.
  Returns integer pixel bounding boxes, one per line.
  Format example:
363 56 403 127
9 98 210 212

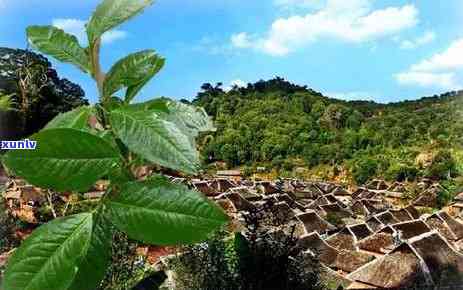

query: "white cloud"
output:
231 79 247 87
395 72 459 89
231 0 419 56
231 33 253 48
224 79 247 92
101 30 127 44
410 38 463 72
328 91 376 101
395 38 463 90
52 18 127 45
400 31 436 50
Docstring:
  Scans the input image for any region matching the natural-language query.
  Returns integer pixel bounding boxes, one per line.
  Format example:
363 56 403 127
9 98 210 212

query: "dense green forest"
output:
192 77 463 185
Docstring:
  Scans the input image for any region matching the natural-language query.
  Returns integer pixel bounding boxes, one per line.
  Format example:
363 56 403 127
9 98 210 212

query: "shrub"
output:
437 188 453 208
385 162 419 182
98 232 153 290
350 157 379 185
171 229 323 290
170 231 241 290
171 199 324 290
0 199 19 253
425 150 457 180
325 212 344 227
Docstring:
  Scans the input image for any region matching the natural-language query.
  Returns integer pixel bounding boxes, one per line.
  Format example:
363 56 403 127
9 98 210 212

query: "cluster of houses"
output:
188 175 463 289
3 168 463 289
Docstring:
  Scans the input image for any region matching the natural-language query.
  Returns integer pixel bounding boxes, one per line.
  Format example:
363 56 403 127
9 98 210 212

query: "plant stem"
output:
46 190 57 218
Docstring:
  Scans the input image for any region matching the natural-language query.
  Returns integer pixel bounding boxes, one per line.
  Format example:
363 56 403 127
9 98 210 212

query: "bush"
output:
350 157 379 185
170 231 241 290
385 162 419 182
425 150 457 180
325 212 344 227
437 188 453 208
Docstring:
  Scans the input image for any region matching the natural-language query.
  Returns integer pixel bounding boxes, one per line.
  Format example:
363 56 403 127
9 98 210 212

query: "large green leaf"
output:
155 99 216 138
109 107 200 174
3 129 120 192
45 106 95 132
67 210 113 290
27 26 90 73
87 0 154 44
103 50 165 102
126 98 214 137
105 176 228 245
3 213 111 290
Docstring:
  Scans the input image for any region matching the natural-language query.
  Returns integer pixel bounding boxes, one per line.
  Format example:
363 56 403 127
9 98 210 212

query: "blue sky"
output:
0 0 462 103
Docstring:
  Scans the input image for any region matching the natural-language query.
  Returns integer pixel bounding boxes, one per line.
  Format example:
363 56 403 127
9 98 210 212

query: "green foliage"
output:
437 188 453 208
385 162 419 182
350 156 380 185
0 93 16 111
2 1 226 289
0 199 19 253
0 48 89 138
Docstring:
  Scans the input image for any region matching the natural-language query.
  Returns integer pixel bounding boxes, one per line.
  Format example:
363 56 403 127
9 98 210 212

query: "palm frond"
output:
0 93 16 111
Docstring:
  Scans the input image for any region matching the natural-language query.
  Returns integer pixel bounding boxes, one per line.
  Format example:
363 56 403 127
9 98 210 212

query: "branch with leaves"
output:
1 1 227 290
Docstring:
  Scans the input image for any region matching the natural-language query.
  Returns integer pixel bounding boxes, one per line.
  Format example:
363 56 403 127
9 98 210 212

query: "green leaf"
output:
103 50 165 103
3 213 111 290
0 93 16 111
26 26 91 73
126 98 214 138
155 99 216 138
87 0 154 44
105 176 228 245
3 129 121 192
109 107 200 174
67 210 113 290
122 98 169 113
45 106 95 132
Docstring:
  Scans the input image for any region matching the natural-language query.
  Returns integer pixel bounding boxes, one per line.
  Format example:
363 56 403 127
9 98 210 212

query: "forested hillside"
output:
192 78 463 185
